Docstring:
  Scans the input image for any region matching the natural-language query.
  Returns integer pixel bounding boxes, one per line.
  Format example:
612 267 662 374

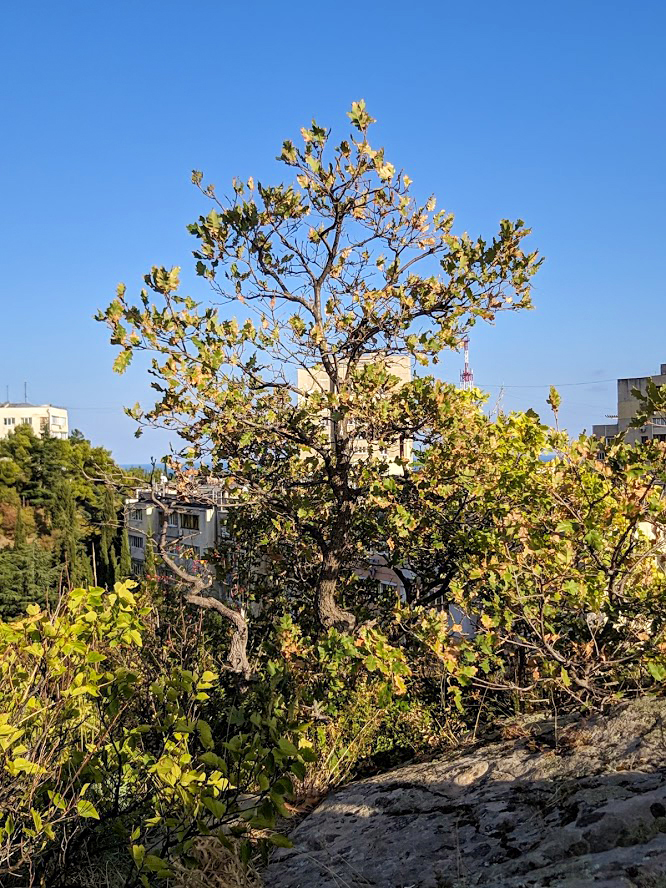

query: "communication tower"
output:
460 337 474 390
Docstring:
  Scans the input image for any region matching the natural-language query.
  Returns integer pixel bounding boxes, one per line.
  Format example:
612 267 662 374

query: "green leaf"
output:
197 719 214 749
647 661 666 682
555 520 573 534
86 651 106 664
547 386 561 413
199 751 227 770
77 800 100 820
202 796 228 819
112 350 133 375
290 760 307 780
277 738 299 757
299 747 318 763
268 833 293 848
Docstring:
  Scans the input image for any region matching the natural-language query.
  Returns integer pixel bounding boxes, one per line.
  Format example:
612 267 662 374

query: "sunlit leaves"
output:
0 583 309 883
95 100 543 640
76 800 100 820
347 98 376 131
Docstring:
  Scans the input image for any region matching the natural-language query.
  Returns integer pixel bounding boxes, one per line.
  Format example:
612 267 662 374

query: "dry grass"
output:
169 837 263 888
66 836 263 888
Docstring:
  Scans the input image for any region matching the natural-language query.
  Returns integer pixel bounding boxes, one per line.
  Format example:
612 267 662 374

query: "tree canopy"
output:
99 100 541 649
0 425 137 614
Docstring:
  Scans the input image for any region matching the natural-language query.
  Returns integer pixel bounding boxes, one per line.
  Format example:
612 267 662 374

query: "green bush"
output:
0 582 311 887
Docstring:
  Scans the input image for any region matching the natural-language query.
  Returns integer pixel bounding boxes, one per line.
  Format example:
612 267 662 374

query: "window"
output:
20 418 31 425
3 417 15 426
129 534 144 549
167 512 179 527
129 508 143 521
180 513 200 531
131 560 145 576
51 416 66 428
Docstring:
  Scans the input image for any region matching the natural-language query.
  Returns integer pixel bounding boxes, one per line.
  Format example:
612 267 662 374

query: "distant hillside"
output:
0 426 136 616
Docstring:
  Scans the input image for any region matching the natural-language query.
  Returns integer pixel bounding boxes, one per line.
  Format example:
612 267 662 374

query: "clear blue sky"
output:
1 0 664 462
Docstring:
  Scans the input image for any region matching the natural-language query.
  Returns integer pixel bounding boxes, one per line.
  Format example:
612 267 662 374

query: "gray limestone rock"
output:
265 697 666 887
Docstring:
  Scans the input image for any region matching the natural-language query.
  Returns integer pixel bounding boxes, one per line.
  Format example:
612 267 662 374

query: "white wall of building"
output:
126 492 225 574
296 355 413 473
0 403 69 440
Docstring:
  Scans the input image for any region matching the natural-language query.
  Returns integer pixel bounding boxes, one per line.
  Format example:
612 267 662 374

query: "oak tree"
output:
99 101 540 667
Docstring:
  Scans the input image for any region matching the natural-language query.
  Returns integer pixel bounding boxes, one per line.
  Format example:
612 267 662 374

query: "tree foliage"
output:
6 100 666 886
386 408 666 711
0 425 137 614
99 100 541 655
0 582 312 886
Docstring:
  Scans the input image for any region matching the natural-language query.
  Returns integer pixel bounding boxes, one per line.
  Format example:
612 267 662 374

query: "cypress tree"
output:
144 531 157 596
13 505 26 550
99 486 117 587
119 527 132 579
0 544 56 619
81 555 94 588
56 483 84 588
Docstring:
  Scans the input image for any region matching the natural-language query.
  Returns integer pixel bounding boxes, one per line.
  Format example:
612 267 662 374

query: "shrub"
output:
0 582 311 887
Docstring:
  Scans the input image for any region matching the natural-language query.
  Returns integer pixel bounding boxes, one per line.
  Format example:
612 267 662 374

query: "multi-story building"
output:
0 402 69 440
593 363 666 445
125 483 228 576
296 354 413 473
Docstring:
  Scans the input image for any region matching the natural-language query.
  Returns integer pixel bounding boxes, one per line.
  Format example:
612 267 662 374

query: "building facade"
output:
296 354 413 473
125 484 228 576
593 364 666 445
0 403 69 440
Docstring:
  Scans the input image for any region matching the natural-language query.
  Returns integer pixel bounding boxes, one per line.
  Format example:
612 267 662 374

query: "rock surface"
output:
266 698 666 887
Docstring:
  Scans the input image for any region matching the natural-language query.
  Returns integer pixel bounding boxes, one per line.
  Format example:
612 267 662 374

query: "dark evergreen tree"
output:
119 527 132 579
55 483 85 588
110 547 119 582
144 531 157 596
13 506 26 550
0 545 58 619
99 486 118 588
0 425 134 613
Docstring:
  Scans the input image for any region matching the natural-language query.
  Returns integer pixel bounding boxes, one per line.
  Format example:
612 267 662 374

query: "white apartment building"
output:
296 354 413 473
125 484 228 576
0 403 69 440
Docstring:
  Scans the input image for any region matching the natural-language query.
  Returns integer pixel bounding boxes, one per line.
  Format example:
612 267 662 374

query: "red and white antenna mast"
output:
460 336 474 390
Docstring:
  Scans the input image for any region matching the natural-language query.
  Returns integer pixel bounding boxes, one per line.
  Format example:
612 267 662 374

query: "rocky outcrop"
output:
266 697 666 887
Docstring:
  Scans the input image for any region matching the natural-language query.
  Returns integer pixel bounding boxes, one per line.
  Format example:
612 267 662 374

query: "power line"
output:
476 378 617 389
51 375 624 409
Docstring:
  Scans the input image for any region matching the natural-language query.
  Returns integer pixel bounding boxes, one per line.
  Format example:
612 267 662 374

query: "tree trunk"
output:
151 490 254 681
184 593 253 681
317 546 356 631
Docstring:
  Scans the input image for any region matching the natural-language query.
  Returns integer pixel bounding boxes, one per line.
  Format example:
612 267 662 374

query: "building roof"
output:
0 403 67 410
132 491 216 510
